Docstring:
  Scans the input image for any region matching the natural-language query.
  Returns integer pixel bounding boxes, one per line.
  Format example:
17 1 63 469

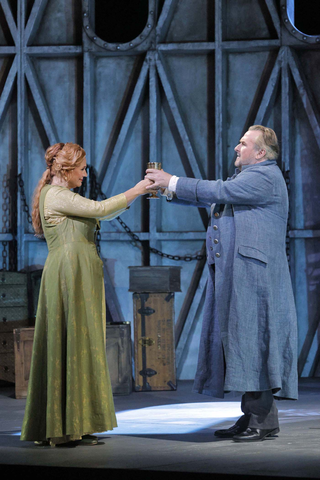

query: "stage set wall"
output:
0 0 319 381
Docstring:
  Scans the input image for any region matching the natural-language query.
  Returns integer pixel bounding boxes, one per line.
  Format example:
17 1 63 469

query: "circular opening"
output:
294 0 320 35
94 0 149 44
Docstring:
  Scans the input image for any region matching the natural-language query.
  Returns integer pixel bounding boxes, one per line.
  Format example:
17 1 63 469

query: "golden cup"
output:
147 162 162 199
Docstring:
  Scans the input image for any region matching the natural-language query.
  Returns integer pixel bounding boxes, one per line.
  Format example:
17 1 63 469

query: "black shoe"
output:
214 423 248 438
233 427 280 442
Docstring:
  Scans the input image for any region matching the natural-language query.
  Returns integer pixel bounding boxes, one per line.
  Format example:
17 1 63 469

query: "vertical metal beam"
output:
215 0 226 180
281 47 292 173
83 51 95 168
17 0 27 270
149 52 162 266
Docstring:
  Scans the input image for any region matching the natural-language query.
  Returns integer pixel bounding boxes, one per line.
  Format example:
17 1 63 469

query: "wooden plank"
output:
0 0 17 44
25 56 59 145
156 0 180 43
24 0 49 46
0 56 17 131
288 48 320 154
97 56 149 195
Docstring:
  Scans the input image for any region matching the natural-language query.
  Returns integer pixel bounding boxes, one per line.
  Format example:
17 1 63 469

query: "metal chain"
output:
17 174 32 225
1 173 10 271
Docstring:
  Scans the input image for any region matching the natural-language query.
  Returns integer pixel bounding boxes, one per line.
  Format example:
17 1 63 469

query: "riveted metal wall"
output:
0 0 319 379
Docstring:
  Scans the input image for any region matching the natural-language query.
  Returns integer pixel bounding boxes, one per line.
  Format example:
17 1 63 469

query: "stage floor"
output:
0 379 320 480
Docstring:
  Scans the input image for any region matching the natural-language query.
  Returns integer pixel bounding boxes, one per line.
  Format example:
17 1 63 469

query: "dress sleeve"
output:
44 186 128 223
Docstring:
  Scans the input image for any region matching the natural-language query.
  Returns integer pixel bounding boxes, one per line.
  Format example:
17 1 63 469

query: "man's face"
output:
234 130 263 170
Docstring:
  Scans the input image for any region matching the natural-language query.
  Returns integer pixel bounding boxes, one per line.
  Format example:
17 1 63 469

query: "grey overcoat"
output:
173 159 298 400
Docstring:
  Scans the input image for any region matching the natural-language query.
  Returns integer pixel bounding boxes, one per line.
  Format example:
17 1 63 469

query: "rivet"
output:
104 43 108 47
140 35 144 39
86 25 89 29
129 43 133 47
282 5 285 9
303 36 306 40
116 45 120 49
285 18 288 22
150 11 154 14
291 29 295 33
147 24 151 28
317 38 320 42
83 12 87 17
93 36 97 40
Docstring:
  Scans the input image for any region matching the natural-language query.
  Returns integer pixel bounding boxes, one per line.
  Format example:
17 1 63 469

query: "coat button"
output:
214 213 219 218
215 253 220 258
214 239 219 244
213 225 218 230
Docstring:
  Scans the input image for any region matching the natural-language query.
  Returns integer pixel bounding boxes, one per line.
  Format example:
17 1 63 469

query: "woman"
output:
21 142 153 447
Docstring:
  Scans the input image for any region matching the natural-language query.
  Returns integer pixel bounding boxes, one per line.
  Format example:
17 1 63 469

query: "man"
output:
145 125 298 442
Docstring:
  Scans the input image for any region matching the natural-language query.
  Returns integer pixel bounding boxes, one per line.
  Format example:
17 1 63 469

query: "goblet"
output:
147 162 162 199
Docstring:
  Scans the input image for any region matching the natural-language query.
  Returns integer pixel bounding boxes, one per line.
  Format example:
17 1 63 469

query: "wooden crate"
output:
0 272 30 383
129 266 181 293
13 324 133 398
106 323 132 395
133 293 176 391
14 328 34 398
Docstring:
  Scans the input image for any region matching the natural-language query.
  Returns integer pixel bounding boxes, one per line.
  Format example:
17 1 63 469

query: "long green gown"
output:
21 185 128 444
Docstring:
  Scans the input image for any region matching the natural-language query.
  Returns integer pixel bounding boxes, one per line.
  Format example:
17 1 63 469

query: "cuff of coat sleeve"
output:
175 177 201 203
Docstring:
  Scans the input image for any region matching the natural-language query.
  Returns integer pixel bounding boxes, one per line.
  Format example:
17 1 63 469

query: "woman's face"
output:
67 158 88 189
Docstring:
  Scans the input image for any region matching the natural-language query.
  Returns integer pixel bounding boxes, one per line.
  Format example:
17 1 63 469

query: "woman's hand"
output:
134 178 157 195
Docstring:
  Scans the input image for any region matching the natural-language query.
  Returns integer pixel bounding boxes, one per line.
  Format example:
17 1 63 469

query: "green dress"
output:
21 185 128 444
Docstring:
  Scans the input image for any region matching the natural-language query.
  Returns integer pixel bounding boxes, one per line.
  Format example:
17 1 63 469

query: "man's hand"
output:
145 169 173 189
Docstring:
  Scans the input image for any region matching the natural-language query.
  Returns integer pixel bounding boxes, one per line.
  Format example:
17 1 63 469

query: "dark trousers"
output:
236 390 279 429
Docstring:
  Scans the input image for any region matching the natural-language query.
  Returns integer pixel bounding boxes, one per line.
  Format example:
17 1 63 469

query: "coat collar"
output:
235 159 276 175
